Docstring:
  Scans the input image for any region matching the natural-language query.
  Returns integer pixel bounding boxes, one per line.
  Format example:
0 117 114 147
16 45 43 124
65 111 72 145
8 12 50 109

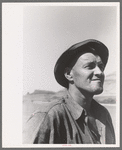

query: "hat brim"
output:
54 39 109 88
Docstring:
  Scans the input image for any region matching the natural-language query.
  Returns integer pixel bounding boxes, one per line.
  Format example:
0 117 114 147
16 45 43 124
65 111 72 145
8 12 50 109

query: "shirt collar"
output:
62 90 84 120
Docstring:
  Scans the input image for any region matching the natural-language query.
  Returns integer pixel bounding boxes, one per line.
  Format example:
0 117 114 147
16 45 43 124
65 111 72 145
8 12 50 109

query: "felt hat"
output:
54 39 109 88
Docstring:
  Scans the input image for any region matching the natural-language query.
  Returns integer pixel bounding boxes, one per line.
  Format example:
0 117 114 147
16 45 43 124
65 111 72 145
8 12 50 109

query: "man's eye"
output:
85 64 95 69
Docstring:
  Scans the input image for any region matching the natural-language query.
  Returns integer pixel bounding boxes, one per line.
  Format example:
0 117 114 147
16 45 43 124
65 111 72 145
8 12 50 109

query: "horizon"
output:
24 70 116 95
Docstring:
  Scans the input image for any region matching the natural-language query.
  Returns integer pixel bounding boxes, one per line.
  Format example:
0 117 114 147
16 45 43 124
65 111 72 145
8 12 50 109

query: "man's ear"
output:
64 67 73 81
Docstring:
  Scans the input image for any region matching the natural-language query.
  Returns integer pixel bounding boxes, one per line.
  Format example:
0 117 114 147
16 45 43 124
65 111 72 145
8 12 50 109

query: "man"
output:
23 39 115 144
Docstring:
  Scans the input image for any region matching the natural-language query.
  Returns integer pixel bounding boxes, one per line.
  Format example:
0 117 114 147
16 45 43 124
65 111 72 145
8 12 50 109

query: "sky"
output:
23 4 119 95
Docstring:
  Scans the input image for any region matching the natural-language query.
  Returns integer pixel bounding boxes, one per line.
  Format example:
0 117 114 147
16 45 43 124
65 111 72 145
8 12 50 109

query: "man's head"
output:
54 39 109 95
64 52 105 95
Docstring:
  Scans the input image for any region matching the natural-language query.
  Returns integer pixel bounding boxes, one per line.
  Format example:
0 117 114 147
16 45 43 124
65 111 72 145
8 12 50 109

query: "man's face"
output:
70 52 105 95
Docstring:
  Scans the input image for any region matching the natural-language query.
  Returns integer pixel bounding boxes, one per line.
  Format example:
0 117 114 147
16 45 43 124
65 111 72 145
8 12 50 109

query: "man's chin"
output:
93 88 103 95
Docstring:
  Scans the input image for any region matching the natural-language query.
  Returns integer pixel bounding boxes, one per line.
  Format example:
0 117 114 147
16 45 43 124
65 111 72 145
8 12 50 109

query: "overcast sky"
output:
23 4 119 95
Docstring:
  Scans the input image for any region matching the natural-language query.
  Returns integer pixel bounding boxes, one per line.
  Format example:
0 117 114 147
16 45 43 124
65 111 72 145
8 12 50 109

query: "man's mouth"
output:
92 78 102 82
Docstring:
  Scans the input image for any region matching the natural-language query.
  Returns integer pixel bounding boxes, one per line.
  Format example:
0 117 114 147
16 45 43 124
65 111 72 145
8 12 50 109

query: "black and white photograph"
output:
2 2 120 147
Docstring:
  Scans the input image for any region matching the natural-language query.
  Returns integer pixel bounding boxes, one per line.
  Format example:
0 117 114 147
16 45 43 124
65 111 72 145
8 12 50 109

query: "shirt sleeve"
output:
34 106 64 144
34 113 51 143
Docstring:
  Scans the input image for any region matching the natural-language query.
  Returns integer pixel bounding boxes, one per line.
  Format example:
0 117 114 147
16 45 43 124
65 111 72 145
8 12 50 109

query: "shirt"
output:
23 92 115 144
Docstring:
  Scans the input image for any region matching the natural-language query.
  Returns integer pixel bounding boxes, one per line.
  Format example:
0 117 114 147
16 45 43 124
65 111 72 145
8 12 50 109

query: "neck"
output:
68 84 93 112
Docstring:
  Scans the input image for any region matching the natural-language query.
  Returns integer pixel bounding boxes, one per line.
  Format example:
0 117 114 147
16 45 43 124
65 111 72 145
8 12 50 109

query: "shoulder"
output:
27 97 65 120
23 97 66 144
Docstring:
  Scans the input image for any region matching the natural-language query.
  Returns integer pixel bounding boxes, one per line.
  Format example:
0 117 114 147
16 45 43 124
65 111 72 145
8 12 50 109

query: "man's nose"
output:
94 66 102 75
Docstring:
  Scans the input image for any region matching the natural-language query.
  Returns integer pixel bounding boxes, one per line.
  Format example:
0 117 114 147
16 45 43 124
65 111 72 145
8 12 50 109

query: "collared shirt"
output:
23 92 115 144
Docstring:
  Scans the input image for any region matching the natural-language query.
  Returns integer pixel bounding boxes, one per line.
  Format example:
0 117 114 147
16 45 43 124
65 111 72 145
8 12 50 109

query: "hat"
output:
54 39 109 88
